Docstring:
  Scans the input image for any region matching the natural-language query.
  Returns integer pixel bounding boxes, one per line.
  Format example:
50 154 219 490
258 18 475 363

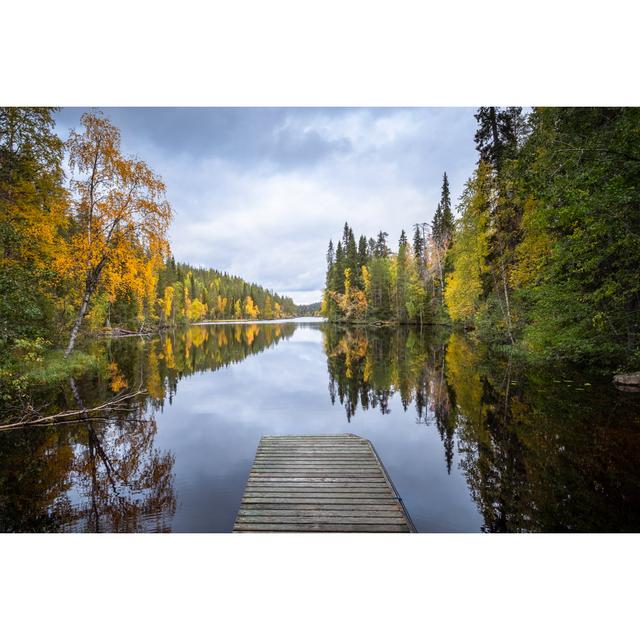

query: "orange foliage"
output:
60 112 173 354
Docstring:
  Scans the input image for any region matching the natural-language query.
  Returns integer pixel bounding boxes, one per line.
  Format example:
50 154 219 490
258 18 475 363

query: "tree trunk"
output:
500 258 515 345
64 285 93 358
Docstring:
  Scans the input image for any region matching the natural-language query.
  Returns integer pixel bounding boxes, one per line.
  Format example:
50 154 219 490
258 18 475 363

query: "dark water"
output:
1 319 640 533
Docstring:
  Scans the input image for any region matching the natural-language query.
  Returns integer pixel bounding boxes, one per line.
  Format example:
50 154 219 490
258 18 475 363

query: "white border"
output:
1 1 638 637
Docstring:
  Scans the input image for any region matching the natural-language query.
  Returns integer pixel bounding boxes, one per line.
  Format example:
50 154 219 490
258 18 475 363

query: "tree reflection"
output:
72 415 176 533
322 324 640 532
3 321 639 532
0 322 296 532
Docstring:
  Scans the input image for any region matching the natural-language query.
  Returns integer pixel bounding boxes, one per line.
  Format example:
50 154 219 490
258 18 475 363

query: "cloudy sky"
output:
54 108 478 304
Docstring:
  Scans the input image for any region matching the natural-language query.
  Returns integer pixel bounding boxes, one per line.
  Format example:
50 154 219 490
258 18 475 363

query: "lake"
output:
1 319 640 532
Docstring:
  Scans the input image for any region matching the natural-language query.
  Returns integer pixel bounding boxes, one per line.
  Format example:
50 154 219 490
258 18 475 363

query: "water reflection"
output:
324 325 640 532
1 321 639 532
0 412 175 532
0 323 294 532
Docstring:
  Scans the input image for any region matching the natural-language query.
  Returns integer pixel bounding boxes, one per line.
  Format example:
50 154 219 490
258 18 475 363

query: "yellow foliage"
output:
186 298 207 322
245 323 259 345
361 265 371 296
215 295 228 317
444 333 488 440
188 325 207 348
444 163 491 324
107 361 128 392
146 351 162 400
512 196 552 289
330 288 368 321
163 336 175 369
244 296 259 319
61 112 173 347
161 286 174 321
344 267 352 299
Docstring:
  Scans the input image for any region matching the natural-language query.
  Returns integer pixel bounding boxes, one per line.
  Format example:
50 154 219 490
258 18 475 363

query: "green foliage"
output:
323 222 444 325
23 350 100 385
445 106 640 370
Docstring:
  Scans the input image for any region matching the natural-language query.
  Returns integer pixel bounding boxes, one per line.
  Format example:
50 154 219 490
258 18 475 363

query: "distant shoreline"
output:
191 316 326 326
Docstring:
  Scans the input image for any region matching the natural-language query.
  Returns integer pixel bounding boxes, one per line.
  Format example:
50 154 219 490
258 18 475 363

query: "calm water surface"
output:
2 319 640 532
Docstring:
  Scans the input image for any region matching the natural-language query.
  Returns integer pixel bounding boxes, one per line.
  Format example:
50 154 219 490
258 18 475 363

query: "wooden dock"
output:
233 434 415 532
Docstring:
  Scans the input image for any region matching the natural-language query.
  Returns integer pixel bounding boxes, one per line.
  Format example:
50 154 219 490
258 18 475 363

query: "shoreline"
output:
92 316 326 339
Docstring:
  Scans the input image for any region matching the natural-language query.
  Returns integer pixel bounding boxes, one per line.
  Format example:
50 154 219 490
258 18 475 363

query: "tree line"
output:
144 258 295 328
0 108 296 372
322 107 640 369
322 172 454 325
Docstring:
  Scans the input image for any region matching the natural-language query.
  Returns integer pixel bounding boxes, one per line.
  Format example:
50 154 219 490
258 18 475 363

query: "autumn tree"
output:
61 113 173 357
445 163 491 325
160 285 174 326
244 295 259 319
0 108 66 347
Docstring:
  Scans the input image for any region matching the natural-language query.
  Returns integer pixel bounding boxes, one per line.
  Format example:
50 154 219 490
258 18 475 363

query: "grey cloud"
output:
53 107 479 304
56 107 356 171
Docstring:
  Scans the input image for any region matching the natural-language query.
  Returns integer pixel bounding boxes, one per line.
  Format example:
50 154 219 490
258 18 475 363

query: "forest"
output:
322 107 640 371
0 108 296 390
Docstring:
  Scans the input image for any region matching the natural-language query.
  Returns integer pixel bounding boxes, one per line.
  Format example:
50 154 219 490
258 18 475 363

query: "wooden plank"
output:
245 477 389 483
249 470 386 475
245 489 389 495
246 481 388 487
238 503 403 511
237 507 404 516
234 434 414 533
234 523 410 532
241 497 399 505
236 516 408 525
252 461 378 465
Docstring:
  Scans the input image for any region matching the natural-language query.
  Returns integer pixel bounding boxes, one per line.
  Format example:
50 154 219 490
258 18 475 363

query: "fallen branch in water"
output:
0 389 147 432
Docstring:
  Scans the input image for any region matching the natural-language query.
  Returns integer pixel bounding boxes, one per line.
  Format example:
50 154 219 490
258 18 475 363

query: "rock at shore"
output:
614 372 640 390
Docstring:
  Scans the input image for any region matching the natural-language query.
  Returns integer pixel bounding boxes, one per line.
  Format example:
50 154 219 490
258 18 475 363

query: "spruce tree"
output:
396 230 409 322
346 227 360 287
432 203 443 244
474 107 525 172
412 224 425 276
434 172 454 247
333 241 345 293
375 231 389 257
358 235 368 268
326 240 334 269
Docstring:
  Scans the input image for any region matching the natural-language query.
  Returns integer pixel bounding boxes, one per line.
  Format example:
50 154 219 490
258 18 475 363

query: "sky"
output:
54 108 478 305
